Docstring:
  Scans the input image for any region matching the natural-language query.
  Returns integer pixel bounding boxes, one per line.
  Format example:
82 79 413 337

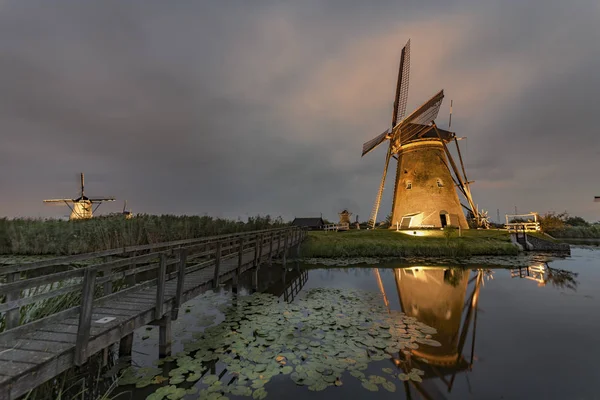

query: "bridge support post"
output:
172 248 187 320
213 242 222 289
251 268 259 293
119 333 134 357
155 254 167 320
268 233 274 267
158 315 172 358
233 238 244 294
282 232 288 268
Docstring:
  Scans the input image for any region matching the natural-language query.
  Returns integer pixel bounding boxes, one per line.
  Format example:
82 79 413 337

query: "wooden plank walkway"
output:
0 227 305 400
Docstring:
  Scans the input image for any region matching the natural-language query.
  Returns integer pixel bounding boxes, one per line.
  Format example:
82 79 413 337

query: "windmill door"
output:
440 211 449 228
400 216 412 229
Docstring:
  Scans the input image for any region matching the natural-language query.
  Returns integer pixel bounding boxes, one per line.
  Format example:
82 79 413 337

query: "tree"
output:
564 216 589 227
539 211 568 231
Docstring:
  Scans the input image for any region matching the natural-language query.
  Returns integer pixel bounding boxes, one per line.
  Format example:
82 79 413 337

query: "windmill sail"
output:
362 40 411 158
361 129 390 157
394 90 445 144
392 39 411 128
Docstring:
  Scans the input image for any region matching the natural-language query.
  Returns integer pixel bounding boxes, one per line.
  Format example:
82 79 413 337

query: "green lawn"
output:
301 229 518 258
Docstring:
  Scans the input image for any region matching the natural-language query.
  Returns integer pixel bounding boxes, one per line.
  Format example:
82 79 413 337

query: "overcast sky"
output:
1 0 599 222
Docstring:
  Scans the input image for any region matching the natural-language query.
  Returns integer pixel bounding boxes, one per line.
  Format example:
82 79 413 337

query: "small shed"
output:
291 217 325 230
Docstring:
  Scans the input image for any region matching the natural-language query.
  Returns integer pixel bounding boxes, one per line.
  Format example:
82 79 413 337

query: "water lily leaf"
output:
361 381 379 391
169 376 185 385
281 366 294 374
308 381 328 391
186 372 201 382
398 373 410 381
382 368 394 375
252 388 268 400
382 381 396 392
202 375 218 385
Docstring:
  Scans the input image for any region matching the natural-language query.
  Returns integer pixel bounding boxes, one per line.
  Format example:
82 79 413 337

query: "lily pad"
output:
361 381 379 391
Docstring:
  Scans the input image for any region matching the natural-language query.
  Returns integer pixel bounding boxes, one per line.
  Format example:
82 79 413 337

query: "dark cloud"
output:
0 0 599 222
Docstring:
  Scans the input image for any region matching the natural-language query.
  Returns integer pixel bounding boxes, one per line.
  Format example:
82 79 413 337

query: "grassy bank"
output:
301 229 519 258
0 214 287 255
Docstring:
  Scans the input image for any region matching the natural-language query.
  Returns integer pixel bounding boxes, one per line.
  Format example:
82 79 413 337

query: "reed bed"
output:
0 214 287 255
546 226 600 239
301 229 519 258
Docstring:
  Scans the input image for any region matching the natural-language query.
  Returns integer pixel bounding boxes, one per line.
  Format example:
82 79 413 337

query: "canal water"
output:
111 246 600 400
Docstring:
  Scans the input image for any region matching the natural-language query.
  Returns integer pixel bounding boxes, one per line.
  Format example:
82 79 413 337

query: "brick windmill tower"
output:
361 39 483 229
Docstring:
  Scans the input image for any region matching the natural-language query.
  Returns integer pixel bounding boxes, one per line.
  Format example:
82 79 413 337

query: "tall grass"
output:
0 214 287 255
546 226 600 239
301 230 519 258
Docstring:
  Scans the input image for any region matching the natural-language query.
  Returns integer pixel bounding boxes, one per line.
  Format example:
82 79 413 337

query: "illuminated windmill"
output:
122 200 133 219
43 173 116 220
361 39 482 229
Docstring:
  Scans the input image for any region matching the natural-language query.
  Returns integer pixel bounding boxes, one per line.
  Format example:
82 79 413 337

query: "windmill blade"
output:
394 89 445 144
43 199 75 203
362 129 391 157
368 147 393 228
88 197 116 202
392 39 411 127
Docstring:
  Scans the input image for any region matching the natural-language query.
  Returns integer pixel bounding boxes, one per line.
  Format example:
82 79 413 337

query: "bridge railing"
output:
0 227 306 365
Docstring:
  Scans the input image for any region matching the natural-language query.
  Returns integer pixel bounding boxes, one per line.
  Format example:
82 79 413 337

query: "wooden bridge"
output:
0 226 305 400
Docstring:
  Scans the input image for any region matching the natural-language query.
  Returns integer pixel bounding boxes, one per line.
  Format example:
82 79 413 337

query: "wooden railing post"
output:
172 248 187 320
75 267 97 366
6 272 20 330
155 253 167 320
213 241 222 288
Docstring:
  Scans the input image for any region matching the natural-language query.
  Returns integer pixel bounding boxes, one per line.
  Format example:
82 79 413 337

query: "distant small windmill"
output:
43 173 116 220
122 200 133 219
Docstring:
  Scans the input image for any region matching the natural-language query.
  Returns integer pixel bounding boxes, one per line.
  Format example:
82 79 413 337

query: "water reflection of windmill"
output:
43 173 115 220
377 267 484 399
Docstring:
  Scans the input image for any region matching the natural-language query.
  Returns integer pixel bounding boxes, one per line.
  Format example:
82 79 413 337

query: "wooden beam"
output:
75 267 97 366
5 272 21 330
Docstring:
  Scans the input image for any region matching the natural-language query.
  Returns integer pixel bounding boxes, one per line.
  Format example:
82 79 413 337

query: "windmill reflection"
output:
376 267 484 400
376 264 577 399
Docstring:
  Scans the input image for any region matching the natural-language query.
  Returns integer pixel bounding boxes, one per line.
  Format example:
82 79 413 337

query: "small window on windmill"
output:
437 179 444 188
406 181 412 190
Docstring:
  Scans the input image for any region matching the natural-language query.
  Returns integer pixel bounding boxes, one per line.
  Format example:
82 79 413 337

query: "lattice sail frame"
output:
361 39 411 157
